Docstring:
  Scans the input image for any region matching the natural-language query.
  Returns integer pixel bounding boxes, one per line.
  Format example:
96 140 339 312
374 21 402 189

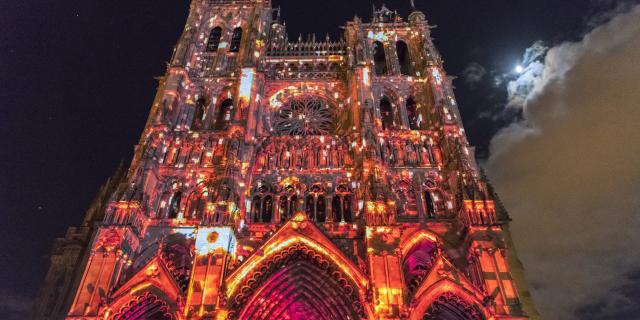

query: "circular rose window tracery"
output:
273 96 333 136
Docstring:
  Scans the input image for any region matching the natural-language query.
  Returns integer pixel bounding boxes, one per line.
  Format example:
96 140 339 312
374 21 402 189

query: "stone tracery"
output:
272 95 334 136
38 2 535 320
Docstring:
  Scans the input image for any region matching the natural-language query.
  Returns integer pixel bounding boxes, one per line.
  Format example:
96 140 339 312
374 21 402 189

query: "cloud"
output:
461 62 487 88
0 290 33 320
486 5 640 320
505 41 548 108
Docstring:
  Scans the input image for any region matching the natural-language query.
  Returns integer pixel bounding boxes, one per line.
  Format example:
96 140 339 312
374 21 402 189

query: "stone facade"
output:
36 1 538 319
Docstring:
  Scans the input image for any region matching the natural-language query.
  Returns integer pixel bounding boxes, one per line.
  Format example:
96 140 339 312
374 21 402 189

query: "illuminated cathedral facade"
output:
35 1 538 319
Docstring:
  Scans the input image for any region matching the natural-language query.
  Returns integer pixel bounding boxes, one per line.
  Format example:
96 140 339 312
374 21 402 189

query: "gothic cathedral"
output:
35 1 538 319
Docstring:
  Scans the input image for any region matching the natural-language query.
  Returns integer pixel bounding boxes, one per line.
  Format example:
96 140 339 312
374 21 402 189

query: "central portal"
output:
238 260 362 320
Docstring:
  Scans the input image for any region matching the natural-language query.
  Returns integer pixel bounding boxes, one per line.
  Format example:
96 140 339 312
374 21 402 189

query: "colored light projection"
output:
238 67 255 105
40 2 534 320
195 227 236 256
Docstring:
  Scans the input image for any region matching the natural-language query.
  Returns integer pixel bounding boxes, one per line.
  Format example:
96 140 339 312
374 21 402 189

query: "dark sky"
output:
0 0 633 318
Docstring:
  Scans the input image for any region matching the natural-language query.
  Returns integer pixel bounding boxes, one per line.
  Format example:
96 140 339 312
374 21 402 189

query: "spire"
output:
410 0 416 10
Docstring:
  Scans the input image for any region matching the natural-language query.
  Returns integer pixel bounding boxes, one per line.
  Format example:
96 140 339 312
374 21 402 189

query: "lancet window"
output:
396 40 411 75
251 184 274 223
279 184 298 221
425 190 437 218
373 41 387 76
167 190 182 219
192 96 207 130
332 184 353 223
229 27 242 52
206 27 222 52
305 184 327 223
380 96 394 130
423 180 444 218
406 97 418 130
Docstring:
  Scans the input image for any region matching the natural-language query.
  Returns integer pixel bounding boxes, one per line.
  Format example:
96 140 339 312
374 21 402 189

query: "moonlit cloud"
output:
462 62 487 88
486 5 640 319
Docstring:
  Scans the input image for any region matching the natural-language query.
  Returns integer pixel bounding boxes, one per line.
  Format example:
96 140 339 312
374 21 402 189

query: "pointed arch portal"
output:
228 242 366 320
112 292 173 320
238 260 362 320
422 293 485 320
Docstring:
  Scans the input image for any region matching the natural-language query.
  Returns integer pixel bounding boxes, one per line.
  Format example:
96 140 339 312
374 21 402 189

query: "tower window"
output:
380 96 394 131
262 195 273 222
206 27 222 52
406 97 418 130
214 99 233 131
251 196 262 222
396 40 411 75
168 191 182 219
373 41 387 76
425 191 437 218
192 97 207 130
229 27 242 53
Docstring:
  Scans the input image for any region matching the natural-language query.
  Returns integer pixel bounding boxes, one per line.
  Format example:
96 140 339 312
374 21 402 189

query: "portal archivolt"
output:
229 244 365 320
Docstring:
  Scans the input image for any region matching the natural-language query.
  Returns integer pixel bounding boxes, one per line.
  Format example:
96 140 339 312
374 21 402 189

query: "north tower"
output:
36 1 538 319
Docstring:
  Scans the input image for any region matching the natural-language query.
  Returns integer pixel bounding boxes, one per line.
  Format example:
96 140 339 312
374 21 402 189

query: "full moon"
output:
515 65 525 73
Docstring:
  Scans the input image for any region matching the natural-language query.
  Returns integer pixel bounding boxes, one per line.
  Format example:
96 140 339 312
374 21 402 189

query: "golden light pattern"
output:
46 2 533 319
226 233 369 297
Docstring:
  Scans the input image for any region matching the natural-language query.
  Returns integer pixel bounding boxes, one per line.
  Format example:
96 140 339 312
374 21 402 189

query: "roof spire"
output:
410 0 416 10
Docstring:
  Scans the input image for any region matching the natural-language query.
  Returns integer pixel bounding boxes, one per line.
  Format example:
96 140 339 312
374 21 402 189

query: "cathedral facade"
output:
35 1 538 319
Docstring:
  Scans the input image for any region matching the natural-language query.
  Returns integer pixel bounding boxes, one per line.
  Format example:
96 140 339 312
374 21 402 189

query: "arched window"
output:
343 195 352 222
332 197 342 222
406 97 418 130
279 184 298 222
316 196 326 223
396 40 411 75
206 27 222 52
186 192 206 219
230 27 242 53
425 190 437 218
214 99 233 131
262 195 273 222
192 97 207 130
168 191 182 219
280 194 297 221
305 190 326 223
373 41 387 76
380 96 394 130
332 184 353 223
251 195 262 222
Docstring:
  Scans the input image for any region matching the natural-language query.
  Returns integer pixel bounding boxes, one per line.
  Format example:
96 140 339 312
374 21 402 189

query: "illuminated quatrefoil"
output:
273 96 333 136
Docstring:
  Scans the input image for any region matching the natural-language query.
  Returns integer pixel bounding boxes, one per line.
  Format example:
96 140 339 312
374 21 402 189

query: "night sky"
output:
2 1 639 319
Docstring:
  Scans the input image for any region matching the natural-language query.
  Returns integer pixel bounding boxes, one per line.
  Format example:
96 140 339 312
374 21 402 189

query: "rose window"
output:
273 96 333 136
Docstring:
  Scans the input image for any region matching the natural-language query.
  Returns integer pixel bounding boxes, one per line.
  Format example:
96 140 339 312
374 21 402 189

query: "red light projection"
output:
35 2 537 320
